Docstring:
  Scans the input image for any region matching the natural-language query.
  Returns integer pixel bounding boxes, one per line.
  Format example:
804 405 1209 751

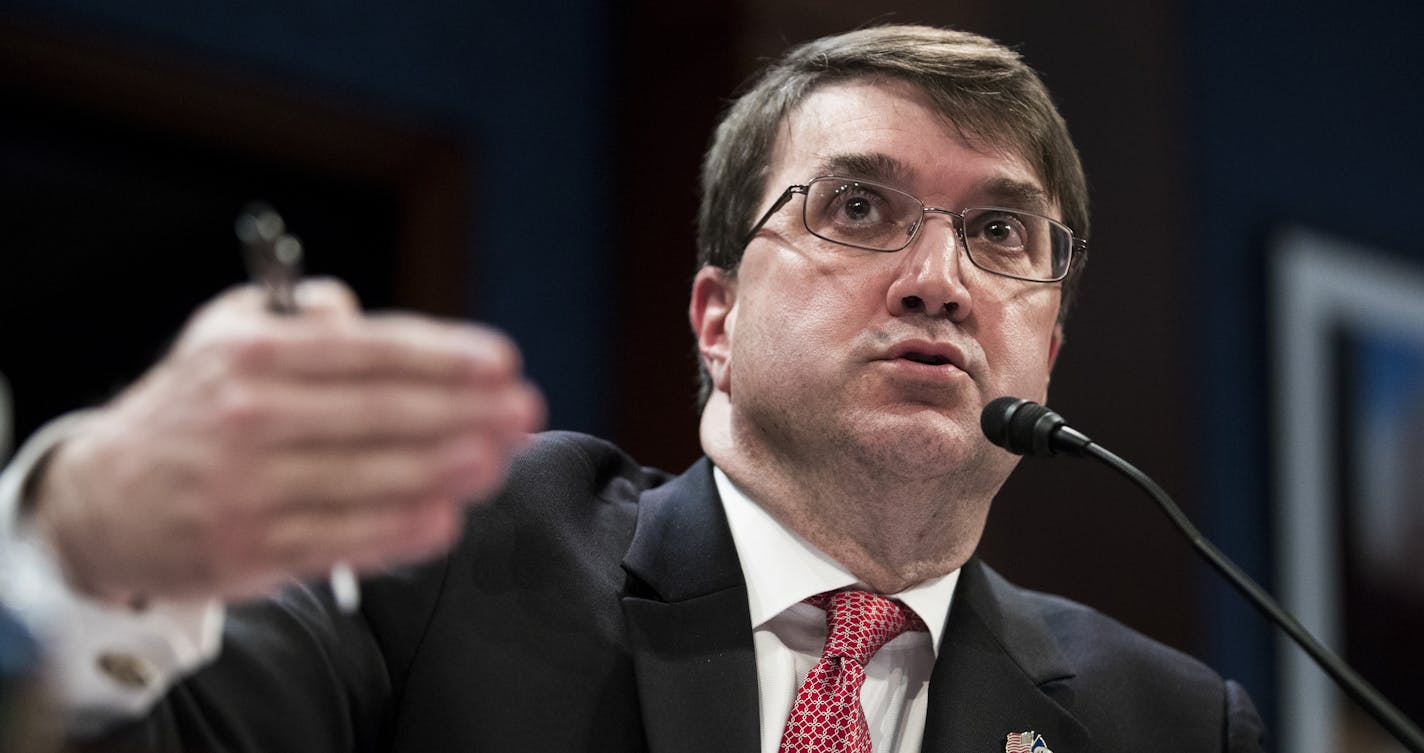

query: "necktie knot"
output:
805 590 927 666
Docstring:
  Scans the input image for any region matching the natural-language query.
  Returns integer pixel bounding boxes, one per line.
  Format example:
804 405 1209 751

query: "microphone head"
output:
980 397 1068 457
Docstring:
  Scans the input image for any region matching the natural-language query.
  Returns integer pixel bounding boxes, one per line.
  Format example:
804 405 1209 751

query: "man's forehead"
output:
769 78 1052 209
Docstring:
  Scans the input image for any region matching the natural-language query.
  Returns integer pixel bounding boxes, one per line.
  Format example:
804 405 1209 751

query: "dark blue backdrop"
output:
1190 0 1424 725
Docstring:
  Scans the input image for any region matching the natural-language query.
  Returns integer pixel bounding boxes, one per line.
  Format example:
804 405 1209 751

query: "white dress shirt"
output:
0 413 222 733
715 468 960 753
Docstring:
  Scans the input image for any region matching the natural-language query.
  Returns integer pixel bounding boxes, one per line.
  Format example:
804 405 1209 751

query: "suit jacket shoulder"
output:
922 558 1265 752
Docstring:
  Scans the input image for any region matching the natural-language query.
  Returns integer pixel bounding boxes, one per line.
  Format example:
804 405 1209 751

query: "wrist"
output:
27 431 134 608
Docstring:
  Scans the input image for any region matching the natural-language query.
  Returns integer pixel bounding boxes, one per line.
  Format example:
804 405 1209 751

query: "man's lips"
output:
879 339 970 374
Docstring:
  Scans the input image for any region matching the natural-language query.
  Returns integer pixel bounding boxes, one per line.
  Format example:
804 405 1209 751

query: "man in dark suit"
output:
10 25 1262 753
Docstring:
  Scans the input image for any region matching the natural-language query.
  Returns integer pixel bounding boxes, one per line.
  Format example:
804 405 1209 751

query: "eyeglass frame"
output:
741 175 1088 284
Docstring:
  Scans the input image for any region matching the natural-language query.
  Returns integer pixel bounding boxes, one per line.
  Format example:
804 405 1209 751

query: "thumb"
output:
292 277 363 321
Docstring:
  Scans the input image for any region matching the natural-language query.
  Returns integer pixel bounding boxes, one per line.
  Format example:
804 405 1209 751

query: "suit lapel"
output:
620 458 760 753
921 559 1091 753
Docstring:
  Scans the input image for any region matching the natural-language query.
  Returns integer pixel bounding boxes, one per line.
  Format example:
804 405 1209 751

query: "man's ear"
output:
689 266 737 394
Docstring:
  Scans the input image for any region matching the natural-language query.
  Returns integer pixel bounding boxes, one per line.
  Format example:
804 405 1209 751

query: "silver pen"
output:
236 203 360 613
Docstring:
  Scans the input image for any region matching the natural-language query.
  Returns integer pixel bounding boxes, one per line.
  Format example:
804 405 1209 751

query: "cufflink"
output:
96 651 155 690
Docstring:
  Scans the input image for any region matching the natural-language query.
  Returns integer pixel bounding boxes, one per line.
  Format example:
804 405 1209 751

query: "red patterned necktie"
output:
778 590 928 753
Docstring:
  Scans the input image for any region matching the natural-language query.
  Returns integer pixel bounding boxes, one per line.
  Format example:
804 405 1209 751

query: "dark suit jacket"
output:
82 431 1263 753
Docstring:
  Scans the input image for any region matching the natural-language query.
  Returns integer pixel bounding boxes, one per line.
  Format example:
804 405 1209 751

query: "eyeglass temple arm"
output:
741 186 807 247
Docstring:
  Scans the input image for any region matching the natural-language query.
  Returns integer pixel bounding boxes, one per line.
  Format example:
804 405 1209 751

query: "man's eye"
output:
984 220 1018 243
806 180 915 249
974 214 1028 247
841 196 874 222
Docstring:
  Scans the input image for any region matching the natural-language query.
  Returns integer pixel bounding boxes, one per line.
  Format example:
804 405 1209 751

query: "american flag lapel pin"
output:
1005 730 1051 753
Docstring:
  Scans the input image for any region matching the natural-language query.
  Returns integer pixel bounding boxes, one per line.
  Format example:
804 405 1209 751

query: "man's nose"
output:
884 214 973 321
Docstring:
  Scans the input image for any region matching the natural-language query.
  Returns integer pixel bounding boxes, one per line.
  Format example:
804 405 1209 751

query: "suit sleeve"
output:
64 580 402 753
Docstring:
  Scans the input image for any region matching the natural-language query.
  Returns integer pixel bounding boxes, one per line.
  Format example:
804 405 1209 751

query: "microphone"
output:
980 397 1424 752
980 396 1093 458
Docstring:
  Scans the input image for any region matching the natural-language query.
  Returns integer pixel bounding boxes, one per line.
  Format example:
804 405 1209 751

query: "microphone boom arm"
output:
1083 441 1424 752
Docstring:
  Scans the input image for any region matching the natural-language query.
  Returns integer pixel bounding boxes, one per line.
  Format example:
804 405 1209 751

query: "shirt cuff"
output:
0 412 224 732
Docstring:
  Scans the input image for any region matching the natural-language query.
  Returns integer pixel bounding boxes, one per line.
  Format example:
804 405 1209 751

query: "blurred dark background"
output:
2 1 1421 749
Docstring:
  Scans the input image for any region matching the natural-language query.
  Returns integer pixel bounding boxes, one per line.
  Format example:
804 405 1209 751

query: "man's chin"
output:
845 411 989 475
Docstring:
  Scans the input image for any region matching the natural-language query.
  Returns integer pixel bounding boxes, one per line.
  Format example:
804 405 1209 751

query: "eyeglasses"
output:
744 176 1086 283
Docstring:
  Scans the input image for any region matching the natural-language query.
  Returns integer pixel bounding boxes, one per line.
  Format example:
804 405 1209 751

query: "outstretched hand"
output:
30 280 545 604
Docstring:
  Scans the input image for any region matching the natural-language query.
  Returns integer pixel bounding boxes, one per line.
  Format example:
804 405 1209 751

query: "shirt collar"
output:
713 466 959 655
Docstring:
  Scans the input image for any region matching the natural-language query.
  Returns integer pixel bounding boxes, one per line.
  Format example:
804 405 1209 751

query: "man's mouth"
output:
880 340 970 376
901 351 953 366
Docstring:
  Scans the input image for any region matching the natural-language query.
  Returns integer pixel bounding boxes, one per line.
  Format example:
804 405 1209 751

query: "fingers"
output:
176 278 519 387
241 432 521 514
192 431 508 597
236 313 526 384
264 496 467 580
28 279 548 604
179 304 524 388
217 378 545 449
184 492 469 600
185 316 544 452
293 277 363 316
188 278 362 325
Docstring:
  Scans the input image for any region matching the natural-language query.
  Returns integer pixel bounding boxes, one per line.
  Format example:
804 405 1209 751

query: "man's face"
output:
695 77 1064 486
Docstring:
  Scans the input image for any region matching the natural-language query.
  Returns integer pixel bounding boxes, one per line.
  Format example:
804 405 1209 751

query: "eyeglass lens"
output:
802 178 1069 281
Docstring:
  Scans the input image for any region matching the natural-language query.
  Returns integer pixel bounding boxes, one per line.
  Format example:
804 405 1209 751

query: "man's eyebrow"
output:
813 152 913 185
976 177 1051 212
